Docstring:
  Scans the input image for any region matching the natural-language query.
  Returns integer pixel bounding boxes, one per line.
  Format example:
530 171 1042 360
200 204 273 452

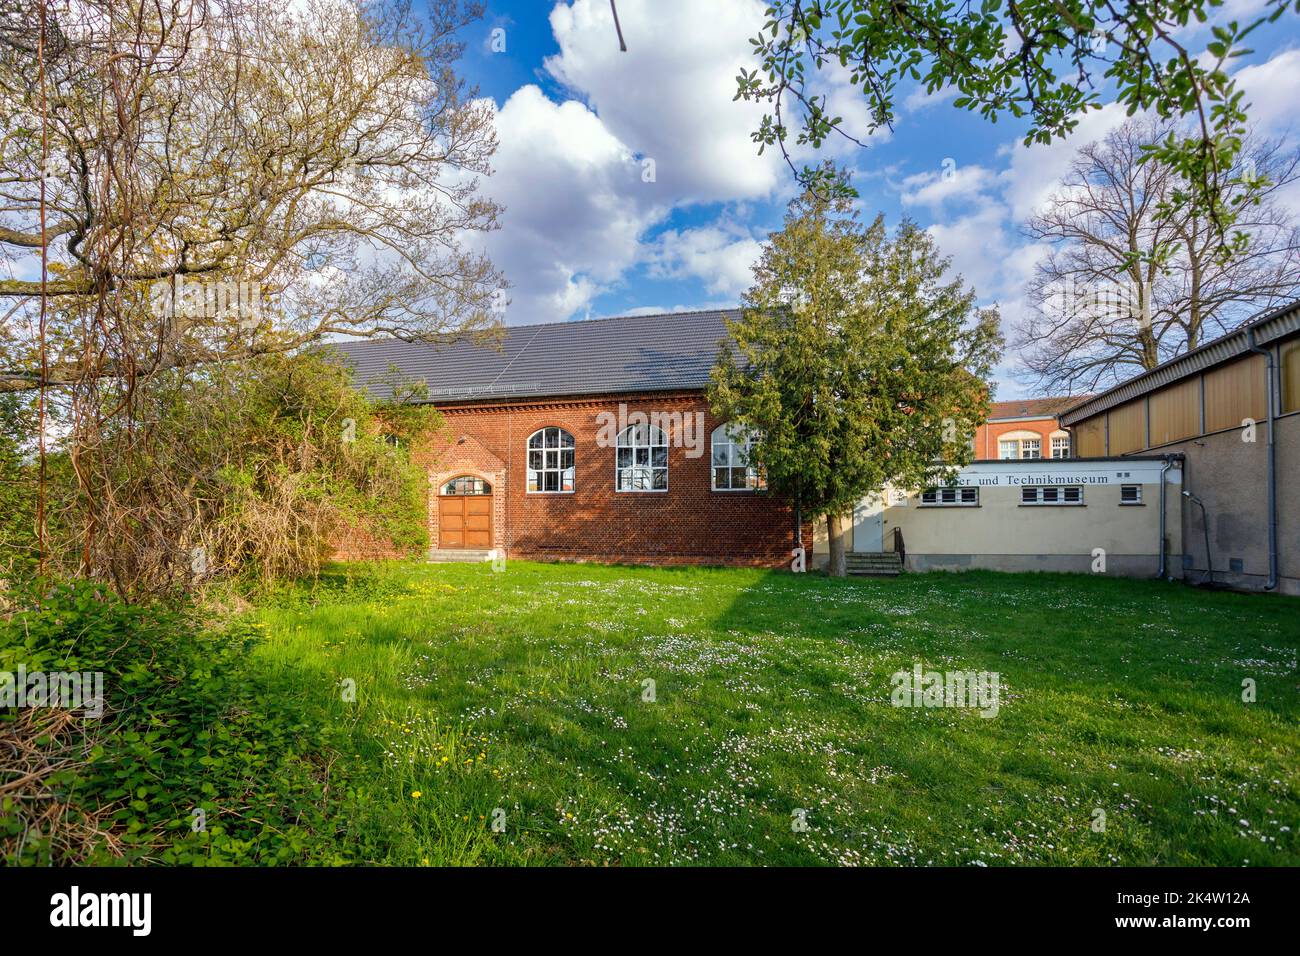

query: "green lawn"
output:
253 560 1300 866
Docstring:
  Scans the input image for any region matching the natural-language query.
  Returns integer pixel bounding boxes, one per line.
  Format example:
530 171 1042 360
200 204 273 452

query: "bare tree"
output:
1015 117 1300 393
0 0 503 592
0 0 505 392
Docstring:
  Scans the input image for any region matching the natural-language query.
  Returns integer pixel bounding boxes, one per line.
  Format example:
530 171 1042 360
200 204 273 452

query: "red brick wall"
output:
972 417 1067 459
334 390 812 568
331 520 411 562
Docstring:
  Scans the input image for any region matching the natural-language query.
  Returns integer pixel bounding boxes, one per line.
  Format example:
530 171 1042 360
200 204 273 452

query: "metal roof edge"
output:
966 454 1184 464
424 385 710 408
1059 300 1300 425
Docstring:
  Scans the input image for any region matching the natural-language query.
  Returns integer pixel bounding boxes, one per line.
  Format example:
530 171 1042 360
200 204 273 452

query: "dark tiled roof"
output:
988 396 1086 421
327 309 739 404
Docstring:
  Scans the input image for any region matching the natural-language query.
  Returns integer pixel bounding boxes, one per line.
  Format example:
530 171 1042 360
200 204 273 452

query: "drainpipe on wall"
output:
1246 329 1279 591
1156 455 1175 580
1183 490 1214 586
793 475 803 564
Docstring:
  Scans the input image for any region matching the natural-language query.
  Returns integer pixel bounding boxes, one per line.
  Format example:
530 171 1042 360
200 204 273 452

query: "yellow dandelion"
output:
411 790 422 799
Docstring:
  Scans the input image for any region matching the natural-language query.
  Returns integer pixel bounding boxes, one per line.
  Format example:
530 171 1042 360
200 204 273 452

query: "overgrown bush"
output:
10 349 438 596
0 583 353 865
176 349 438 586
0 393 41 583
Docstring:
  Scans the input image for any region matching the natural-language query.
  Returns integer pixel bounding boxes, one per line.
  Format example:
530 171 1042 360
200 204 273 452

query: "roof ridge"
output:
993 395 1080 403
504 306 743 332
327 307 740 349
990 395 1088 409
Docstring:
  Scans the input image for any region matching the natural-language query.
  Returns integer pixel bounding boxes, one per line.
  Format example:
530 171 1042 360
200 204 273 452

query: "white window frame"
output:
615 423 668 492
441 476 492 496
1120 484 1143 505
710 423 766 491
1021 485 1084 506
920 486 979 507
999 431 1045 460
526 427 575 494
1050 435 1070 459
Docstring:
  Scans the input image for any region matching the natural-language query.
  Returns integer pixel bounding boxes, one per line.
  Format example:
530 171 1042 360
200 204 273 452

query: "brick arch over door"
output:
430 468 505 552
436 475 494 549
425 434 506 554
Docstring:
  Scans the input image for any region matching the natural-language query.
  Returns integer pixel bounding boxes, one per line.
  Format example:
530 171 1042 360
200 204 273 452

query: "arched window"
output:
1049 431 1071 459
441 476 491 495
711 423 766 491
616 423 667 491
527 427 575 492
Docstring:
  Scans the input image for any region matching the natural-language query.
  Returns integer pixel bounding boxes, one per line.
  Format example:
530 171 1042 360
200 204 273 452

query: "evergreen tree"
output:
710 169 1001 576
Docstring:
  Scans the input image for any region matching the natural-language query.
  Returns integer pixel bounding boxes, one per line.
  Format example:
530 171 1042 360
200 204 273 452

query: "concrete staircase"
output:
427 549 494 563
844 551 903 577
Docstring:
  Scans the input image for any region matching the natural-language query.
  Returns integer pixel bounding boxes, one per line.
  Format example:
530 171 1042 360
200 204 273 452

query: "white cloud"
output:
900 163 994 208
1235 47 1300 138
475 0 901 323
477 0 823 323
998 102 1130 222
544 0 782 204
482 85 664 322
904 84 958 112
924 201 1013 297
645 226 762 297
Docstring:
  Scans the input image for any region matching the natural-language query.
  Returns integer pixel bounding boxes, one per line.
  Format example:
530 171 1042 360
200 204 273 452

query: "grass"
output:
251 560 1300 866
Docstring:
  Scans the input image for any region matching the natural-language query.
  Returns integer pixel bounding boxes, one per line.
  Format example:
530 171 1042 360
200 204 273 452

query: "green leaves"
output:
709 170 1000 529
1 584 351 865
740 0 1297 242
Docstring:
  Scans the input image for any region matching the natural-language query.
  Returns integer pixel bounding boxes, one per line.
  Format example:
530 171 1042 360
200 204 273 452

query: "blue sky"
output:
454 0 1300 397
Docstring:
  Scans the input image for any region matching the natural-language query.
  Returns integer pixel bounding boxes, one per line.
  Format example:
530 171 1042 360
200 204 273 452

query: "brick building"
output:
333 310 809 567
332 308 1177 580
972 396 1079 460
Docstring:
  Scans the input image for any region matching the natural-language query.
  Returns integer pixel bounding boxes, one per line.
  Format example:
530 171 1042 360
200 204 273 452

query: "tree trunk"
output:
827 512 848 577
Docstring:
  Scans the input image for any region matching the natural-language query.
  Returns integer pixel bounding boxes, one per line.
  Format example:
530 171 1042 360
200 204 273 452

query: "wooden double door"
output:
438 476 492 549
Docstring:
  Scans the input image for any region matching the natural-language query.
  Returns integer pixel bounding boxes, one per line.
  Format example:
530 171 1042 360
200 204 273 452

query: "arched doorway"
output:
438 476 493 549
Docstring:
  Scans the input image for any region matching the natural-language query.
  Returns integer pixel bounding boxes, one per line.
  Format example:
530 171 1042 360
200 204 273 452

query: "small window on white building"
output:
1120 484 1142 504
921 486 978 506
1021 485 1084 505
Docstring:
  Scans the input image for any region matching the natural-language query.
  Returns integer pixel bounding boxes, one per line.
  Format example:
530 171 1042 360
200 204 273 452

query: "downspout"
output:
1246 329 1279 591
1156 455 1173 580
1183 490 1213 586
793 475 803 567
